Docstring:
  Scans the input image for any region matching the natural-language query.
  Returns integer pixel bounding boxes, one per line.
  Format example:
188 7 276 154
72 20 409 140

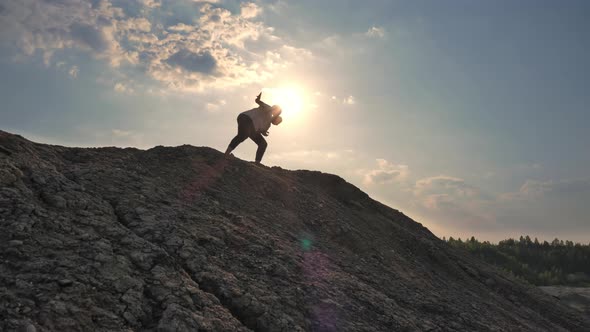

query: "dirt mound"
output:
0 131 588 331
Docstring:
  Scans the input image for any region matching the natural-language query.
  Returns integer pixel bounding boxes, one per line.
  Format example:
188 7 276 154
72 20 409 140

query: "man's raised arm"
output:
255 92 271 108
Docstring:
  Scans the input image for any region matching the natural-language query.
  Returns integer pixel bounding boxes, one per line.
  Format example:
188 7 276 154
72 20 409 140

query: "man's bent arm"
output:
256 99 271 108
255 92 271 108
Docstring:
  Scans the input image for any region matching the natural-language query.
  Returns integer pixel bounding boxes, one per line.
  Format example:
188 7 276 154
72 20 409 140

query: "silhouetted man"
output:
225 92 282 164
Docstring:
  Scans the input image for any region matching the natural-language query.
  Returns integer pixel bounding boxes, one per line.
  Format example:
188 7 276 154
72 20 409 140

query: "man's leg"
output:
250 134 268 163
226 133 247 156
226 117 250 155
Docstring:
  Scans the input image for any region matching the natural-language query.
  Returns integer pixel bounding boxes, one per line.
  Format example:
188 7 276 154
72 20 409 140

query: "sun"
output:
261 86 305 118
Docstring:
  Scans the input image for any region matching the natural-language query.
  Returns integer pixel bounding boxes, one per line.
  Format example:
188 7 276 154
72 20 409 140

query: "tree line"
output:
444 235 590 286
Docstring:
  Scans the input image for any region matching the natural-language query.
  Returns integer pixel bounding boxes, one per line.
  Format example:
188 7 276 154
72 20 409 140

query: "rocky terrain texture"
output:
540 286 590 316
0 130 589 332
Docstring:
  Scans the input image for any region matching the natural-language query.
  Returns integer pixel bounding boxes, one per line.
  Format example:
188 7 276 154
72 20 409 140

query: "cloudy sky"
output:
1 0 589 242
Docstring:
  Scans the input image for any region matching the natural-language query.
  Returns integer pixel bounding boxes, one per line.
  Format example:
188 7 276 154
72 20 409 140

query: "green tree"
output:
447 235 590 286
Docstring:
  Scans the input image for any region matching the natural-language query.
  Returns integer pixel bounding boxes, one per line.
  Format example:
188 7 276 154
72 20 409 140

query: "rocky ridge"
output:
0 131 588 331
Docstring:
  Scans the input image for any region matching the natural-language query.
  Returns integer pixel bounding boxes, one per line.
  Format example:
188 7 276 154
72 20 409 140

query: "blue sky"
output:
1 0 589 242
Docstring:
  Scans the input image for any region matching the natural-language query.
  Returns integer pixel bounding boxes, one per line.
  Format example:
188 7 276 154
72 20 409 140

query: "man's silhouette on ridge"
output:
225 92 282 164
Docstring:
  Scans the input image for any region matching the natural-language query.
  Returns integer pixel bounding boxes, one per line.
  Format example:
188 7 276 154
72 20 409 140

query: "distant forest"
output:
444 236 590 286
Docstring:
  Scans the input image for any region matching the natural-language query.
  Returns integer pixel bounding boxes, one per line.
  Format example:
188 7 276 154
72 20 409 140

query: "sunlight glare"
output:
261 86 306 118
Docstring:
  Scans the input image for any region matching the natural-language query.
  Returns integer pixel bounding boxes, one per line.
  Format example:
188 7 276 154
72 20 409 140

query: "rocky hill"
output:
0 131 588 332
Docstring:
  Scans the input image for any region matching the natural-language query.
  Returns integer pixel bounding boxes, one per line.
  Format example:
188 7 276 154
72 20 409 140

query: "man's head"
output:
272 115 283 125
271 105 282 116
271 105 282 125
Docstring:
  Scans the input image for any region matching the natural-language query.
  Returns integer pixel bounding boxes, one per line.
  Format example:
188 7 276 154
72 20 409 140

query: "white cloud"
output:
206 99 227 112
365 26 385 39
167 23 195 33
267 149 355 165
414 176 481 199
401 175 501 236
111 129 132 137
0 0 143 68
104 129 145 147
522 163 542 169
517 180 553 199
317 35 342 51
267 0 288 14
363 159 408 185
343 95 355 105
0 0 312 93
139 0 161 8
410 175 493 217
399 174 590 238
483 171 496 179
68 65 79 79
328 94 356 105
240 2 261 19
114 82 135 94
501 178 590 201
139 4 312 92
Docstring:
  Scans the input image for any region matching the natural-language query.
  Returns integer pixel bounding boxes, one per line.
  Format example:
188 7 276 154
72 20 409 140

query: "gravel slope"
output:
1 131 589 331
540 286 590 315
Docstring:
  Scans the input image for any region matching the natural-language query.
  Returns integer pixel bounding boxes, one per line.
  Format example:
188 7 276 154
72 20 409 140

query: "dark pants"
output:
228 114 267 162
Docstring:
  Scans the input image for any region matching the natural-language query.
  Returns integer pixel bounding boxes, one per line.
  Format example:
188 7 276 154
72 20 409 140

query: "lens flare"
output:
301 238 312 251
